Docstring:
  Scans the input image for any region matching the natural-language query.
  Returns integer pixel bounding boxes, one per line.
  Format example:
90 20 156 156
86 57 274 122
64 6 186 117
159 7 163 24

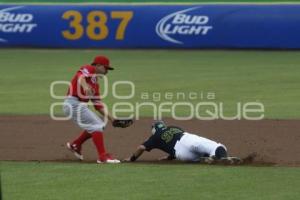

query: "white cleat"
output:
97 159 121 164
97 153 121 164
66 142 84 160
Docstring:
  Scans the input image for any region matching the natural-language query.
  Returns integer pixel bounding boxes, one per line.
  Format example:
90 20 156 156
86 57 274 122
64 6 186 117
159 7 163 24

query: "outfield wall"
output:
0 4 300 49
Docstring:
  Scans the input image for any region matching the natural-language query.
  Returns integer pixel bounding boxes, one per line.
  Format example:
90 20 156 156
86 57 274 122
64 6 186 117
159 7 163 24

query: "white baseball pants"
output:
174 132 227 161
63 96 105 133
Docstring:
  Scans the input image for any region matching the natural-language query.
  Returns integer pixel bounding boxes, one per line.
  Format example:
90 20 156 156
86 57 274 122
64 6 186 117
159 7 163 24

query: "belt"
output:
67 95 88 102
67 95 79 100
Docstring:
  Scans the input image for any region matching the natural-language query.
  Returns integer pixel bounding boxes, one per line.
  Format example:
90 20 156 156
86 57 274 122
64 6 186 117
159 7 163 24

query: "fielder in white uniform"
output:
125 121 240 164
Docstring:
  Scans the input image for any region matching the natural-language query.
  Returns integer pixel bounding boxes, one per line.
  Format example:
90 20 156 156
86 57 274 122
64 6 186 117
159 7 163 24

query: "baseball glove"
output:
112 119 133 128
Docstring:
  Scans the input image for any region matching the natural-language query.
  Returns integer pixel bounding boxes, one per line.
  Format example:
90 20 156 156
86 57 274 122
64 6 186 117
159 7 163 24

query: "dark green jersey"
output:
143 126 184 157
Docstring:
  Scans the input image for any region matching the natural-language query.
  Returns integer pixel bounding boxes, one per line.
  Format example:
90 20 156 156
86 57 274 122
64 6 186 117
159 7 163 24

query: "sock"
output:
91 131 106 158
72 130 92 147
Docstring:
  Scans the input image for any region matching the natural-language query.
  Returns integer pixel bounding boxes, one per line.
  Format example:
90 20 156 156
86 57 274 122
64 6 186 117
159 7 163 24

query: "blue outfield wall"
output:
0 4 299 49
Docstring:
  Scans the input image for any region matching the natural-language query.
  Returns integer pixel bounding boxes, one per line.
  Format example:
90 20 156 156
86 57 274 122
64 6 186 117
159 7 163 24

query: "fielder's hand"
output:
112 119 133 128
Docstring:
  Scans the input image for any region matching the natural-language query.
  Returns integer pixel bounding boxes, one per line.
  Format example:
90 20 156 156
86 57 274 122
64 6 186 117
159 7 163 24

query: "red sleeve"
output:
93 100 104 111
91 84 104 111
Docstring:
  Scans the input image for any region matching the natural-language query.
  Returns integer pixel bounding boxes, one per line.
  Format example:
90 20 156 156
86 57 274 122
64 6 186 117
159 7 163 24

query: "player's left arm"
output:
124 145 146 162
92 87 115 123
94 102 115 122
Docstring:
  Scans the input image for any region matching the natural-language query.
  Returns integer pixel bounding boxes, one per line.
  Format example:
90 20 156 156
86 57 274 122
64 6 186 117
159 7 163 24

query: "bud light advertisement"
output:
0 4 300 48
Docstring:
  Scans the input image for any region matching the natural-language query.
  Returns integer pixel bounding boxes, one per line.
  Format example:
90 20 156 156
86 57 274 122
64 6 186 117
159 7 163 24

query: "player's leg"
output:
63 98 102 160
174 134 202 162
68 130 91 148
191 135 241 164
180 133 242 164
66 130 91 160
185 133 217 155
76 104 120 163
63 98 89 160
184 133 228 161
214 145 228 159
214 146 242 164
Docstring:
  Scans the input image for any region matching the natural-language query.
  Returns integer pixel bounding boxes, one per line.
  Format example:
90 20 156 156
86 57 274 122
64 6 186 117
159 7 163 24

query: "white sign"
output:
0 6 37 42
156 7 213 44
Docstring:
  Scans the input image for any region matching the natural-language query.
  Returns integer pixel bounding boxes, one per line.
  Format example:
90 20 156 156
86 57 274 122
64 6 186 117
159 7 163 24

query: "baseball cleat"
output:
66 142 83 160
97 153 121 164
198 157 215 164
220 157 242 165
97 159 121 164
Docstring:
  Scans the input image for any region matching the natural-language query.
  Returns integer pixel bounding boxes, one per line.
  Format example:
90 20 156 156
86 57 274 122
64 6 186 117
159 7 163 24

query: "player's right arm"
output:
124 136 156 162
95 105 115 123
77 65 97 97
124 145 146 162
78 75 93 97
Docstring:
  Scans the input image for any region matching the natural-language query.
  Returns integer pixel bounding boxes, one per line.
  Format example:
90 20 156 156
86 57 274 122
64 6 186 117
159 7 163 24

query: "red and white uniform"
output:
64 55 120 164
67 65 103 110
63 65 105 133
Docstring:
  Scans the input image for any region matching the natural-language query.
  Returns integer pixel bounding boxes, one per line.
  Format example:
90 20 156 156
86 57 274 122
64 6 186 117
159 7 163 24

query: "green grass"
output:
0 49 300 119
1 161 299 200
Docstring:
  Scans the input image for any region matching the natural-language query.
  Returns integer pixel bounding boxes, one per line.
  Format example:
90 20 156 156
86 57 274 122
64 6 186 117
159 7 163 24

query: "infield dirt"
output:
0 116 299 166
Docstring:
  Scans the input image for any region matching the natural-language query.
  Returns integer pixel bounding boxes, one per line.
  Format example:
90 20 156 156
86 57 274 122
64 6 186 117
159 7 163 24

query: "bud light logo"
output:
155 7 213 44
0 6 37 42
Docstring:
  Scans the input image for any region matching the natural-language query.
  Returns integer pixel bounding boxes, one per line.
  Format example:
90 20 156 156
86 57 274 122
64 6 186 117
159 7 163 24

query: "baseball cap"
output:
92 55 114 70
151 120 167 135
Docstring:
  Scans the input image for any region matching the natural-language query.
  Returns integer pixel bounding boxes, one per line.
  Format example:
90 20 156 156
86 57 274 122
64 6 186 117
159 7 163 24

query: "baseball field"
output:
1 0 300 199
2 0 300 2
0 49 300 199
